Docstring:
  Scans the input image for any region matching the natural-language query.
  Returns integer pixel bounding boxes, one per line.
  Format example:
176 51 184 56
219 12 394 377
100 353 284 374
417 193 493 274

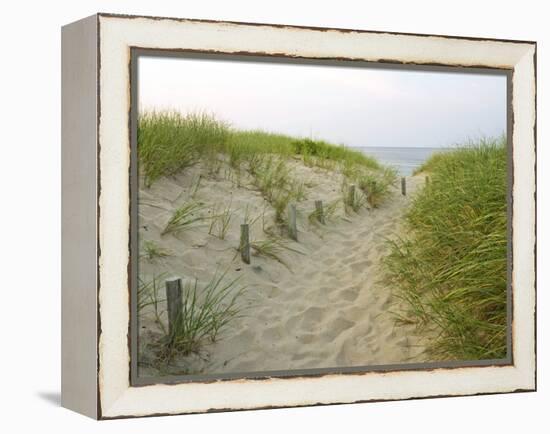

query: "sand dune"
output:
138 158 426 377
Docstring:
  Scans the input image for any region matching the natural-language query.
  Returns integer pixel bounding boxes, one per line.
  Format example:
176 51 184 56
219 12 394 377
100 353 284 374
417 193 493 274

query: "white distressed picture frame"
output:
61 13 536 419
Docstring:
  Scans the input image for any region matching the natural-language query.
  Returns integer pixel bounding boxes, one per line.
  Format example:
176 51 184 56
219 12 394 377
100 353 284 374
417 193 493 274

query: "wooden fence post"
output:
165 277 183 336
348 184 356 206
425 175 430 186
240 224 250 264
288 203 298 241
315 200 325 224
401 177 406 196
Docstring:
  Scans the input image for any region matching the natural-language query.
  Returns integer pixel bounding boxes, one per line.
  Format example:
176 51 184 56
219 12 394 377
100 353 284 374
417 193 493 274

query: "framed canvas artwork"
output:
61 13 536 419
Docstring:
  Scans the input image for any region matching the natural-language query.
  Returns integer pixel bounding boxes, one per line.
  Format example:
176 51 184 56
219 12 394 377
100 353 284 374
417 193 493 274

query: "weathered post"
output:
240 224 250 264
348 184 356 207
288 203 298 241
165 277 183 337
315 200 325 224
425 175 430 186
401 177 406 196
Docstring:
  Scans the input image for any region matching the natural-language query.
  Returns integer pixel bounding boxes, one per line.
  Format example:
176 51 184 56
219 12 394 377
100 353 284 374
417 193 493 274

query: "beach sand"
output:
137 158 426 376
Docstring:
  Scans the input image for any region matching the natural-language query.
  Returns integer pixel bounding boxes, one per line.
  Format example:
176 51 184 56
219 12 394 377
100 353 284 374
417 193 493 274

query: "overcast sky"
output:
138 56 507 148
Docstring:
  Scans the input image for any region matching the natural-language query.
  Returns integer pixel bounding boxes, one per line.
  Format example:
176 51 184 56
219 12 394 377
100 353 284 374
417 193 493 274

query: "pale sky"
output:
138 56 507 148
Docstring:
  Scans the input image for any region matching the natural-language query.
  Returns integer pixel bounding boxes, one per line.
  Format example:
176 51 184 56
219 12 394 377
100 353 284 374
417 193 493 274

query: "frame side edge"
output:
61 13 99 419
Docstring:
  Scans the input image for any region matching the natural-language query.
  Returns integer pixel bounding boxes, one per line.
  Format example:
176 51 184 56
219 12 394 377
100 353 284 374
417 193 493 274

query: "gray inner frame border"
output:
129 48 514 387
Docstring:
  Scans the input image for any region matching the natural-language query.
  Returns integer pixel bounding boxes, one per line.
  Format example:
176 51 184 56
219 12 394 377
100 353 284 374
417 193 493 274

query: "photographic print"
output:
133 53 510 380
61 13 535 418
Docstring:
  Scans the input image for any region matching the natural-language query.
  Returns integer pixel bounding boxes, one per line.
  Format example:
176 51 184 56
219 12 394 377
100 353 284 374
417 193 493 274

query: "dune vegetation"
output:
137 110 400 374
139 111 382 178
383 137 508 361
137 271 247 371
138 110 395 216
137 109 508 375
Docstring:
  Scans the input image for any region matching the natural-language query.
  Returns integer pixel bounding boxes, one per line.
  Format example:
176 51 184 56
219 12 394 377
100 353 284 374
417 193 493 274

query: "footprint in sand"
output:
291 349 323 361
264 285 283 299
304 285 333 303
379 294 392 309
317 286 333 297
296 333 316 344
358 230 372 238
331 247 355 259
385 222 397 233
322 256 345 267
322 317 355 342
338 306 367 323
285 313 302 331
364 323 374 335
341 240 358 248
349 260 373 274
262 325 285 342
383 328 397 340
335 338 362 366
395 336 410 348
347 333 381 359
299 306 325 330
303 270 319 280
338 287 360 302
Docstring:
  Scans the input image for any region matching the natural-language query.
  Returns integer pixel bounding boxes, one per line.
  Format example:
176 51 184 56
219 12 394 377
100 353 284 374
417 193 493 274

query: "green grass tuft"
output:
166 271 246 356
293 138 380 170
250 156 305 223
342 182 367 214
251 236 304 269
162 202 205 236
138 111 230 186
141 240 171 261
208 200 234 240
308 199 341 226
357 167 398 208
138 111 384 186
138 273 168 335
140 271 247 371
384 137 508 361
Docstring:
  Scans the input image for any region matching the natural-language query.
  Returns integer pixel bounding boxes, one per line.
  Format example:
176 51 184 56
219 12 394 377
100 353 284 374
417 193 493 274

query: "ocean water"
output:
355 146 451 176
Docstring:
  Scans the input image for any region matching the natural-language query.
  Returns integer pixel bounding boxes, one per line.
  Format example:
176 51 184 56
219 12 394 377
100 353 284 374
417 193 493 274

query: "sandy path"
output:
138 160 426 376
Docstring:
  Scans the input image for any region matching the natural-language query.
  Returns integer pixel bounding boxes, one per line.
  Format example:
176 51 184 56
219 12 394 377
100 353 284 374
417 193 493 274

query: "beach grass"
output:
384 137 507 360
165 271 246 356
342 182 367 213
138 271 247 372
248 155 305 222
308 198 342 227
138 111 230 186
251 236 305 269
292 138 380 170
162 201 205 236
357 167 398 208
139 271 247 372
141 240 171 261
138 111 383 184
227 130 296 168
138 273 168 334
208 200 234 240
138 110 407 373
138 110 394 227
